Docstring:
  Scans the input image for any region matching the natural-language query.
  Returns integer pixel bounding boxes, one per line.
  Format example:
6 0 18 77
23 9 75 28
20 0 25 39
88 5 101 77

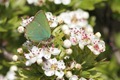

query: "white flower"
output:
85 25 93 33
46 12 58 28
31 46 39 55
63 39 71 48
78 31 93 49
37 58 43 64
65 71 72 78
54 0 61 4
69 75 78 80
62 0 71 5
49 47 61 55
87 40 105 55
75 63 81 70
70 36 78 45
42 58 66 78
50 21 58 28
5 66 18 80
64 56 70 59
24 46 61 66
5 71 16 80
31 46 40 55
59 12 71 24
58 10 89 27
40 48 51 59
27 0 37 4
27 0 46 6
61 24 69 31
21 16 34 27
24 46 41 66
46 12 53 20
12 55 18 61
17 26 24 33
17 48 23 54
66 48 72 55
10 65 18 71
53 0 71 5
95 32 101 38
63 39 72 48
82 12 89 19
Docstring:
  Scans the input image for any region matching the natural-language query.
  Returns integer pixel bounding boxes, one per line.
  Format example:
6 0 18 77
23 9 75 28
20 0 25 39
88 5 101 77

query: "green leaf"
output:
0 27 7 32
74 0 105 10
115 33 120 48
110 0 120 13
71 46 97 69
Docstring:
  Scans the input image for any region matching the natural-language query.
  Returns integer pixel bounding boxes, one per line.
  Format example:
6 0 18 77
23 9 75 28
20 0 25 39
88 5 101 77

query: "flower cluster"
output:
58 9 105 55
27 0 46 6
18 16 34 33
0 65 17 80
22 41 66 78
27 0 71 6
18 9 105 80
51 0 71 5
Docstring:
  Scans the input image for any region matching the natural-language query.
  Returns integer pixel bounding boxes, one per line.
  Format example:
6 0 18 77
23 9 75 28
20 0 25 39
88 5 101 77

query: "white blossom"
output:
10 65 18 71
46 12 58 28
66 48 72 55
49 47 61 55
17 48 23 54
79 77 87 80
53 0 71 5
5 66 17 80
12 55 18 61
17 26 24 33
27 0 46 6
42 58 66 78
63 39 72 48
54 0 61 4
62 0 71 5
87 40 105 55
69 75 78 80
65 71 72 78
95 32 101 38
24 46 61 66
58 9 89 27
75 63 81 70
21 16 34 27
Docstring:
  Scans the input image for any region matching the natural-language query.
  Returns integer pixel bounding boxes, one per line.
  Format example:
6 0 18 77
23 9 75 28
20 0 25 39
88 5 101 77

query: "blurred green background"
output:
0 0 120 79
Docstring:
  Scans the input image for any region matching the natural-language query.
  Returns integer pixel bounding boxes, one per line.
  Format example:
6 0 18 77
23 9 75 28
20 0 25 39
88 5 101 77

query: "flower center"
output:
51 64 58 70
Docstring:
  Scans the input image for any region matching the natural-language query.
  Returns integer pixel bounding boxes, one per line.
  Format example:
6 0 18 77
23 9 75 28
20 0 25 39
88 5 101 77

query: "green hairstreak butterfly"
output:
25 10 51 42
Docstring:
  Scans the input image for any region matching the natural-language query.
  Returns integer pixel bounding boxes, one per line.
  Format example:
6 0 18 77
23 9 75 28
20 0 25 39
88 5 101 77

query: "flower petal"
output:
44 70 54 76
55 70 64 78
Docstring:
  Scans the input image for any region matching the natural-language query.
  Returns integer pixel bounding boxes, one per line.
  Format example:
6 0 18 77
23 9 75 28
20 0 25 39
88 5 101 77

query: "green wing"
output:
25 10 51 42
34 10 51 36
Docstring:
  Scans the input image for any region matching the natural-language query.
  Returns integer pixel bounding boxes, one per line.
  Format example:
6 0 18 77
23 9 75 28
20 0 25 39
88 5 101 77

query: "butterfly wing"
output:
34 10 51 36
25 10 51 42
